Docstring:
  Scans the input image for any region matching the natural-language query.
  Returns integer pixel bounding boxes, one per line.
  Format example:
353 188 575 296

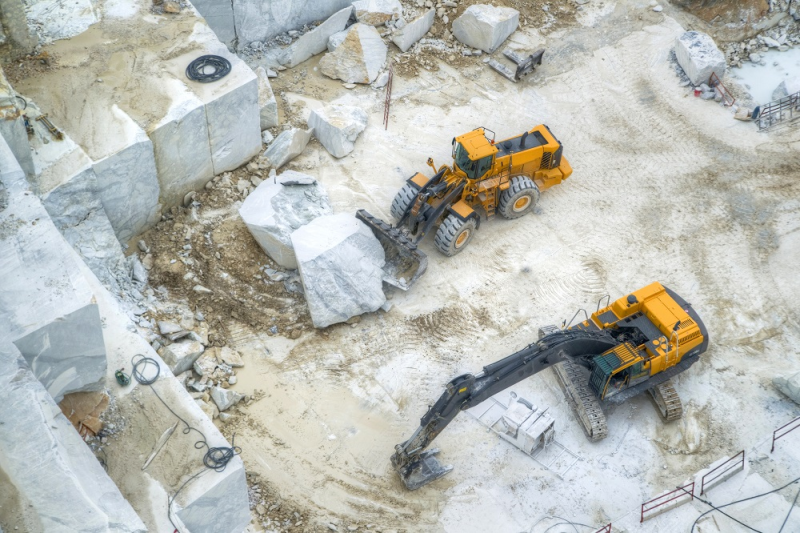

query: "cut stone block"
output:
174 462 250 532
161 340 206 375
263 127 313 169
353 0 402 26
0 71 34 176
256 66 279 130
452 4 519 54
291 213 386 328
674 31 726 86
24 0 98 41
774 370 800 405
320 23 388 84
308 104 368 158
392 9 435 52
0 344 146 533
239 171 332 268
279 6 353 68
772 75 800 102
187 0 237 47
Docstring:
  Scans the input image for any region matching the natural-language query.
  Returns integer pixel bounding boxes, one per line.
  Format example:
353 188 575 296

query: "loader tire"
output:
390 183 418 220
434 215 477 257
498 176 540 219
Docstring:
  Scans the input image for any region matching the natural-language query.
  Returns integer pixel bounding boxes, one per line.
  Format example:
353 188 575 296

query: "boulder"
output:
239 171 332 269
353 0 402 25
319 24 388 84
279 6 353 68
452 5 519 54
291 214 387 328
308 104 368 158
327 29 349 52
255 67 279 130
392 9 435 52
774 370 800 405
674 31 726 86
210 386 245 412
771 75 800 102
161 340 205 375
263 127 313 169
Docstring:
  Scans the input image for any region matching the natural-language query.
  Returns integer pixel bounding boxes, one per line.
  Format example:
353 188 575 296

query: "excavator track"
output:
648 379 683 422
553 359 608 442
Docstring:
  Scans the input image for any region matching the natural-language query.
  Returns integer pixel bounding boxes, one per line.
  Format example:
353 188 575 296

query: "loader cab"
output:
452 129 498 181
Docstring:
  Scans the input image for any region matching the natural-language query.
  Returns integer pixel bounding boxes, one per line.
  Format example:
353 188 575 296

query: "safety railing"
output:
757 91 800 131
700 450 744 494
640 481 694 522
708 72 735 107
771 415 800 452
594 524 612 533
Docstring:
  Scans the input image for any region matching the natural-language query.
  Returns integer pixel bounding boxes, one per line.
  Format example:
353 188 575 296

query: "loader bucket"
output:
356 209 428 291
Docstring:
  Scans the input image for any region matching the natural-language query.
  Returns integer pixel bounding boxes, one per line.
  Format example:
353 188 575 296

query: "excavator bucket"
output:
394 449 452 491
356 209 428 291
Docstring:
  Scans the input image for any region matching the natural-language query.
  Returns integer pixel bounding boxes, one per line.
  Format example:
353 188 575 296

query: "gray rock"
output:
391 8 435 52
774 370 800 405
263 128 313 169
188 0 236 47
308 104 369 158
674 31 726 86
652 4 663 11
452 4 519 54
762 36 780 48
255 67 279 130
161 340 205 375
320 24 388 84
291 214 386 328
210 386 245 411
174 462 250 532
131 256 148 284
327 29 349 52
158 321 182 335
262 130 275 145
771 75 800 101
239 171 332 268
373 71 390 88
353 0 403 25
279 6 353 68
220 347 244 368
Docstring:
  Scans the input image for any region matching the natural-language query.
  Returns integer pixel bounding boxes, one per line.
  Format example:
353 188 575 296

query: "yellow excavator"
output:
390 282 709 490
357 124 572 289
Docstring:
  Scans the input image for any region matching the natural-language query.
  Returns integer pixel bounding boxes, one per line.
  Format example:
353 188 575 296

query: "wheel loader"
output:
390 282 709 490
356 124 572 290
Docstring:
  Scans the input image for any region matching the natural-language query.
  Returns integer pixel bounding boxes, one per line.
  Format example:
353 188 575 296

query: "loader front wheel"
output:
434 215 477 257
498 176 540 219
390 183 418 220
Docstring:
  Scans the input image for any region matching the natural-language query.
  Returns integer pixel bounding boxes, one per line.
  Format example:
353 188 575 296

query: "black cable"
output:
185 55 231 83
130 355 241 529
778 486 800 533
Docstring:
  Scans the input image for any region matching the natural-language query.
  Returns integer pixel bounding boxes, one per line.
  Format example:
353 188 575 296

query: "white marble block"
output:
675 31 726 86
452 4 519 54
308 104 368 158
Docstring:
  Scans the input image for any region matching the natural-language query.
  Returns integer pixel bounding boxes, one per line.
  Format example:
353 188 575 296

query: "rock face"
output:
319 24 388 84
353 0 402 25
392 9 435 52
452 5 519 54
774 370 800 405
279 6 353 68
263 127 313 169
308 104 368 158
255 67 279 130
291 214 387 328
772 75 800 101
239 172 332 269
674 31 726 86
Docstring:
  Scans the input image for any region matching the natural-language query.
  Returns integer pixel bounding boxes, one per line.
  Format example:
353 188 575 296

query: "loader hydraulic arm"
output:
391 329 620 489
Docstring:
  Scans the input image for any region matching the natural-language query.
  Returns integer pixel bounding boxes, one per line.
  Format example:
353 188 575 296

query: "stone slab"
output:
452 4 519 54
263 127 313 168
392 8 435 52
256 66 279 130
187 0 237 47
279 5 353 68
674 31 726 86
24 0 97 41
774 369 800 405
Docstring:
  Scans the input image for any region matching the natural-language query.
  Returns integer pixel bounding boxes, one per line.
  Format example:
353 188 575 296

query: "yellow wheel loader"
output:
357 125 572 290
390 282 709 490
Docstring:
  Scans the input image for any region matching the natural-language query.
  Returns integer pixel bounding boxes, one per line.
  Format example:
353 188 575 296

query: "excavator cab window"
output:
454 143 492 180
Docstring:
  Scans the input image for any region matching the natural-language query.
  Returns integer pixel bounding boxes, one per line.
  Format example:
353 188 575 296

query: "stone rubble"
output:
308 104 369 158
239 170 333 269
320 23 388 84
674 31 726 86
452 4 520 54
291 213 387 328
263 127 313 169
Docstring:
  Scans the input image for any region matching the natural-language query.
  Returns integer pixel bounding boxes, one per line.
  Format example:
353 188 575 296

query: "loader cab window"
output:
454 143 493 180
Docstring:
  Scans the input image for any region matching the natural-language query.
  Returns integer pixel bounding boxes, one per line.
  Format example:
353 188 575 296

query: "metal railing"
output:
700 450 744 494
383 63 394 130
709 72 735 107
771 415 800 452
757 91 800 132
640 481 694 522
594 524 612 533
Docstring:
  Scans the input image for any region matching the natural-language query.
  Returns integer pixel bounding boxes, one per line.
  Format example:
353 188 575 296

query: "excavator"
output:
390 282 708 490
356 124 571 290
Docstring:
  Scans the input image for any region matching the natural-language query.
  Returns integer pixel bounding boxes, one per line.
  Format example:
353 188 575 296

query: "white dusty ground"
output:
147 10 800 533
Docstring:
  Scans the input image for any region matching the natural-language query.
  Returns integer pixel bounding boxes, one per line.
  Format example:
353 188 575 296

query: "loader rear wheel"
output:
498 176 540 219
434 215 477 257
390 183 418 220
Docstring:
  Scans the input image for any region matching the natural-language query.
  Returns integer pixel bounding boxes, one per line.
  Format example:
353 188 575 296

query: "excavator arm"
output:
391 329 620 490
